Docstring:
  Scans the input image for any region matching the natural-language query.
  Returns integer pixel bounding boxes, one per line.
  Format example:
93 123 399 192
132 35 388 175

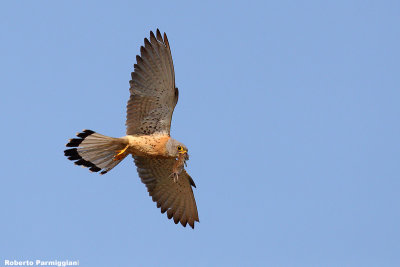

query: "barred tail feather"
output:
64 129 127 175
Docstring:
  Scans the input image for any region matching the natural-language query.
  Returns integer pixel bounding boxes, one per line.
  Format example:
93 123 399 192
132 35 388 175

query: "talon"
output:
113 144 129 161
170 172 179 182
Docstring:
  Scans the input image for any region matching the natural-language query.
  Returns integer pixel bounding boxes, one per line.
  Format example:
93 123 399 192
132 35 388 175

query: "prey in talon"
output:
170 146 189 182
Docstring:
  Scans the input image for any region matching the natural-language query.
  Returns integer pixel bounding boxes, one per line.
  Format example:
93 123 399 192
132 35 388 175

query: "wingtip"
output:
140 45 146 55
156 29 162 39
181 220 188 227
164 32 170 48
150 30 156 39
167 209 173 219
144 37 152 47
188 221 195 229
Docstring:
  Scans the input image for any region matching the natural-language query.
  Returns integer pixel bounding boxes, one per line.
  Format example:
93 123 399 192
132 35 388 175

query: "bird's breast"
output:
126 135 171 157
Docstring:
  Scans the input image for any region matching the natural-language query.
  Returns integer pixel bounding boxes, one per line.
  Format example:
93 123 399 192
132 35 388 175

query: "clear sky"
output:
1 1 399 266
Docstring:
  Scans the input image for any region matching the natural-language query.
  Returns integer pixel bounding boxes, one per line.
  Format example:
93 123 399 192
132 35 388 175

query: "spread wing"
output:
126 29 179 136
134 156 199 228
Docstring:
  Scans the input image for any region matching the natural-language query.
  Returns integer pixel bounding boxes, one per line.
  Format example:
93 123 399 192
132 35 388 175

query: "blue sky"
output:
1 0 399 266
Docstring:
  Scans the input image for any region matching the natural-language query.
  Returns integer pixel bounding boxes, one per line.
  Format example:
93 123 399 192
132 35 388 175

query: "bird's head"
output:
166 138 189 160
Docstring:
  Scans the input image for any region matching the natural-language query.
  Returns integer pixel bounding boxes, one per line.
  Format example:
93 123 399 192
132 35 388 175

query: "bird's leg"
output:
113 144 129 161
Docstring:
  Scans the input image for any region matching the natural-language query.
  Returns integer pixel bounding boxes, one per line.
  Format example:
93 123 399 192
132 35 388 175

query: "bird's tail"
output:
64 129 128 175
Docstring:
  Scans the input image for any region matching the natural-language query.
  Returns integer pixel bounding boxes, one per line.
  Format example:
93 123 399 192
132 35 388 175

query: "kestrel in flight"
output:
64 29 199 228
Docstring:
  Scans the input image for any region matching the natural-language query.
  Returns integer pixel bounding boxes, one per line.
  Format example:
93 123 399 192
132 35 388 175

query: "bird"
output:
64 29 199 229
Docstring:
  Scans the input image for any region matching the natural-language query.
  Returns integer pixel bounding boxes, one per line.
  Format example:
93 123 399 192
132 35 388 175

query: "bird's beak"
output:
183 152 189 166
179 150 189 161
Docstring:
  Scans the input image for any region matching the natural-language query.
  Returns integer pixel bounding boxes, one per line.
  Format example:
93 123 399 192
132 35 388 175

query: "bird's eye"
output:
177 146 182 151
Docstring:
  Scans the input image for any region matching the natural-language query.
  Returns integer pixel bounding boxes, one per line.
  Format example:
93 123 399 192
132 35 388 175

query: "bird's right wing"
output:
126 29 178 136
134 156 199 228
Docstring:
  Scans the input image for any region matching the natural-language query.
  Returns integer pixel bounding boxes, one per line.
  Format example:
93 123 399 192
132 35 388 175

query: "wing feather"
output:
134 156 199 229
126 30 178 136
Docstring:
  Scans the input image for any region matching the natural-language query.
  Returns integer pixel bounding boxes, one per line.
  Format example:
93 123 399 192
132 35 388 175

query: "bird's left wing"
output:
126 29 178 136
134 156 199 228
